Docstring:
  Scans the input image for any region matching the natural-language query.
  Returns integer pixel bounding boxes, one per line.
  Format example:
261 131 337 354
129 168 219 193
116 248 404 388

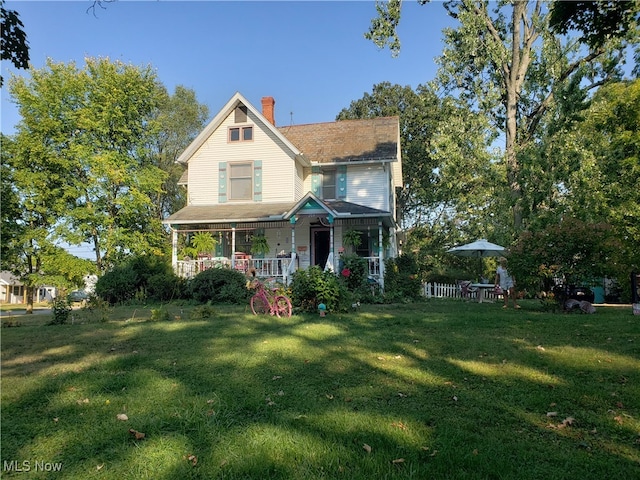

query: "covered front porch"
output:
164 193 397 288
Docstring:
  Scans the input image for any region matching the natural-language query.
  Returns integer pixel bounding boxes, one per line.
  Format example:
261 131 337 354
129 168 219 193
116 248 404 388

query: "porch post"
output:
231 224 237 269
171 227 178 272
290 217 296 253
378 220 384 290
328 215 335 271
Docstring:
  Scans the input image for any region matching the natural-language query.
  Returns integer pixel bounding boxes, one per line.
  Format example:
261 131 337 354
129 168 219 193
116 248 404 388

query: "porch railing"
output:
175 255 382 284
175 256 292 280
422 282 501 301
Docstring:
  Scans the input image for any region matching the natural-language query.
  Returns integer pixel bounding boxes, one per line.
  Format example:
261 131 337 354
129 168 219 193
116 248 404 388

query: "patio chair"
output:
458 280 478 300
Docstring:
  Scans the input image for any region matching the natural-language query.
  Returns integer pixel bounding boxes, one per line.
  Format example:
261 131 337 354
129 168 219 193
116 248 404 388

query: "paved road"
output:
0 307 53 317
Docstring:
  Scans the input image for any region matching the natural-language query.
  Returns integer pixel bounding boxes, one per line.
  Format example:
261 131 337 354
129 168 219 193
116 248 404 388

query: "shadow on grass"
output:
1 301 639 479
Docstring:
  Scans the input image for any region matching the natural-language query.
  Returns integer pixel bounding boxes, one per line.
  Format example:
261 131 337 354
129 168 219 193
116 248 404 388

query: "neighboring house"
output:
163 92 403 288
0 271 56 304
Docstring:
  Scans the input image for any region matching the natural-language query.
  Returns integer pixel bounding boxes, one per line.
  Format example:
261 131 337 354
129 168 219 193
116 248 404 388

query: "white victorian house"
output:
163 92 403 289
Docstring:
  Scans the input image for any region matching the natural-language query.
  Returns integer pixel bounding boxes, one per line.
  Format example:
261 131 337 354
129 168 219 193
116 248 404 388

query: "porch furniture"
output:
470 283 496 303
458 280 478 300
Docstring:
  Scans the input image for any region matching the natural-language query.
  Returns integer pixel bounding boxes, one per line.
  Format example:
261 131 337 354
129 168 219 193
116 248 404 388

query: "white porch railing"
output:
175 256 293 281
422 282 501 301
365 257 380 278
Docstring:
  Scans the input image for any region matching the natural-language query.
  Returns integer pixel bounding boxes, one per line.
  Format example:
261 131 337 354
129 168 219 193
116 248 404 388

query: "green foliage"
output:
250 234 270 256
509 218 623 294
150 307 172 322
290 266 350 313
8 57 168 274
48 297 71 325
190 232 217 256
339 254 374 303
153 85 209 220
94 255 174 304
383 253 423 302
0 0 30 86
146 272 185 302
95 264 139 305
189 268 250 304
342 230 363 250
190 303 216 320
548 0 640 49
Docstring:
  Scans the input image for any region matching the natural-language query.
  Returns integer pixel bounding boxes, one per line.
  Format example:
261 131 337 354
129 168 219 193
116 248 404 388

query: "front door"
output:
311 228 330 268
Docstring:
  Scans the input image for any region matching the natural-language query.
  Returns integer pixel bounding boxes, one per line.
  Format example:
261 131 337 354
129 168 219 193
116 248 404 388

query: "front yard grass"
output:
1 300 638 479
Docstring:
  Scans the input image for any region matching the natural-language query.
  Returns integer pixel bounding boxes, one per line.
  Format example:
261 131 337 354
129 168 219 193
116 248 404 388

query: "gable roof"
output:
176 92 308 165
278 116 399 164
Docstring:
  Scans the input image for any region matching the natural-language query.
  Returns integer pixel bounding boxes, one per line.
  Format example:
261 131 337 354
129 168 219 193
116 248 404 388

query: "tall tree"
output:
0 0 29 86
152 85 209 221
367 0 637 231
1 131 67 313
548 0 640 49
9 58 168 273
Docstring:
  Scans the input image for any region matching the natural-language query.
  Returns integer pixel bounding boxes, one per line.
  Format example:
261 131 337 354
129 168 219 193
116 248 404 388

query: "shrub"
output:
290 266 350 313
339 254 373 302
150 307 172 322
95 264 138 304
49 297 72 325
189 268 250 304
146 272 185 302
95 255 176 304
384 253 423 302
191 303 216 319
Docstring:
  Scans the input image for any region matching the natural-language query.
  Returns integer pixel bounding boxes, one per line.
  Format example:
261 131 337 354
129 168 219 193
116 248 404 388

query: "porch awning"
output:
164 197 393 226
163 203 293 225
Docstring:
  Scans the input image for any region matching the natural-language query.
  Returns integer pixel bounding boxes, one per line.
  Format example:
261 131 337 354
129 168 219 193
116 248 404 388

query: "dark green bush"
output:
95 264 138 304
189 268 250 304
95 255 176 304
146 272 185 302
290 266 350 313
384 253 423 302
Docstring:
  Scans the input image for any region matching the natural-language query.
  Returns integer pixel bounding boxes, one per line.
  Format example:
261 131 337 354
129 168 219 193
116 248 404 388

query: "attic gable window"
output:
229 126 253 142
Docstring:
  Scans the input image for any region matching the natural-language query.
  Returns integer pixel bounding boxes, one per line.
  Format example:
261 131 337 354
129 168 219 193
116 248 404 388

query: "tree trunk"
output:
25 285 34 314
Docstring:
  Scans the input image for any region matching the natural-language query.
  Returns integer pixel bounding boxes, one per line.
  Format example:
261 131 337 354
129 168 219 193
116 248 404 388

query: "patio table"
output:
470 283 496 303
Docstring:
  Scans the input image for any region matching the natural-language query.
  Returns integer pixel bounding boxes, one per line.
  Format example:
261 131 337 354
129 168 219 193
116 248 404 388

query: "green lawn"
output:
1 300 639 479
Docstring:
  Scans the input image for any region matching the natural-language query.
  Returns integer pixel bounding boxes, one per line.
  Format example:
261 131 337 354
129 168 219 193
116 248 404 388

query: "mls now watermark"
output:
3 460 63 473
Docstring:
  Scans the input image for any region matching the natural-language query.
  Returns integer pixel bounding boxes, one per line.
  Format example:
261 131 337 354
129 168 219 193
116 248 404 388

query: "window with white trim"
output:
229 162 253 200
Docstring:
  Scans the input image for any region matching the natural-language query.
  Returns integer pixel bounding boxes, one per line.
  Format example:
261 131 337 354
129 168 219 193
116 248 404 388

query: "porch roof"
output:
164 198 392 226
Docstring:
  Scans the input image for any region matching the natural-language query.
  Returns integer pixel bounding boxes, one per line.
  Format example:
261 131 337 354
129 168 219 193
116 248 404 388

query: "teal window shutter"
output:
338 165 347 199
311 166 321 196
253 160 262 201
219 162 227 203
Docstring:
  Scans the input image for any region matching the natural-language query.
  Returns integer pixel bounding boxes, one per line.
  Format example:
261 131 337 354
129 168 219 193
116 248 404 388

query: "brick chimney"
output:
261 96 275 126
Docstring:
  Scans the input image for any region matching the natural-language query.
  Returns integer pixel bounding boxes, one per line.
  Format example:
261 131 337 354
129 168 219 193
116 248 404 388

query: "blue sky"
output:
1 0 456 134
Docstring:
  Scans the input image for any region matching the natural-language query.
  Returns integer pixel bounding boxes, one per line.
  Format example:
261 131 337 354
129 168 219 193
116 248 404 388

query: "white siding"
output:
346 164 388 211
187 110 298 206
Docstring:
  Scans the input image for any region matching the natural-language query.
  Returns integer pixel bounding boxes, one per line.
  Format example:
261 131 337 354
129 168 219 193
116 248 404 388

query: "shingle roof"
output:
165 203 293 224
165 199 391 225
278 116 399 164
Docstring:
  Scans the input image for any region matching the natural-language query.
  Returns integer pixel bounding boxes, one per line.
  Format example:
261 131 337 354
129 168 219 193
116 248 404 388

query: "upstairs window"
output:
229 126 253 142
229 162 253 200
322 169 336 200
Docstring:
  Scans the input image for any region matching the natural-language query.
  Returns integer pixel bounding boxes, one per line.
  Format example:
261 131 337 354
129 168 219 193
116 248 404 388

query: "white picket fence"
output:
422 282 501 301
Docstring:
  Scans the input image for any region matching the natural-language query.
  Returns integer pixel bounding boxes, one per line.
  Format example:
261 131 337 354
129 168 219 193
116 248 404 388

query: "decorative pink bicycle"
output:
250 279 292 318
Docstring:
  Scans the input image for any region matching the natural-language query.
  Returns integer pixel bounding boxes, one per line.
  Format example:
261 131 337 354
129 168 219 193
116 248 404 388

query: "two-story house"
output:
163 92 402 288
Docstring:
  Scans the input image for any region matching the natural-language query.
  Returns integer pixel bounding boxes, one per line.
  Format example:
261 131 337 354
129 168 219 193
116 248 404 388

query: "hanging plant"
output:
250 234 270 256
191 232 217 256
343 229 363 250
